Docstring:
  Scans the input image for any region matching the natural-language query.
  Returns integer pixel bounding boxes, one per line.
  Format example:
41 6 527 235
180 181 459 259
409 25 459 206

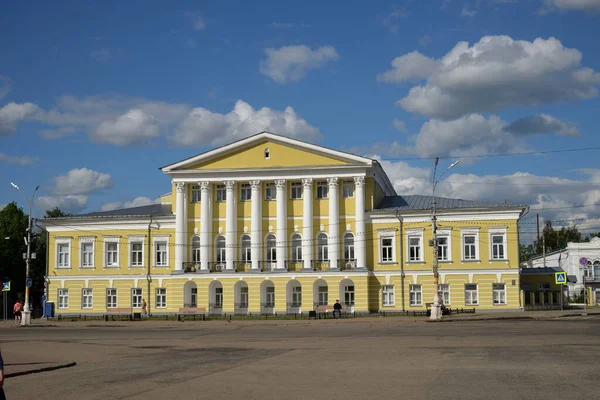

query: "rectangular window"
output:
191 185 201 203
318 286 328 305
106 288 117 308
465 284 478 305
382 285 395 306
438 284 450 305
265 183 276 200
409 237 421 261
342 181 354 198
155 242 168 266
409 284 422 306
437 237 448 261
81 242 93 268
493 283 506 305
381 237 393 262
82 288 93 309
106 242 119 267
463 235 477 260
491 234 505 260
215 287 223 307
292 286 302 306
57 243 70 268
291 182 303 199
131 242 143 267
58 288 69 309
131 288 142 308
265 287 275 307
316 181 328 199
240 183 252 201
216 184 226 202
156 288 167 308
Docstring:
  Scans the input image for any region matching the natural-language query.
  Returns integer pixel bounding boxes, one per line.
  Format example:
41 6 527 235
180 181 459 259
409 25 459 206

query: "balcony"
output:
208 262 225 273
311 260 330 271
339 259 357 271
285 260 304 272
234 261 251 273
182 262 200 273
258 261 277 272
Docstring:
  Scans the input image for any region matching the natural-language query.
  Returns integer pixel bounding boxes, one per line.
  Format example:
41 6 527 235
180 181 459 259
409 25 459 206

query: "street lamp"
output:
147 217 160 316
430 158 459 321
10 182 40 326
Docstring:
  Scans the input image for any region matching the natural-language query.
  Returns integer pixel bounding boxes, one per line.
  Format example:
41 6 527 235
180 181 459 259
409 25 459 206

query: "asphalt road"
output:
2 317 600 399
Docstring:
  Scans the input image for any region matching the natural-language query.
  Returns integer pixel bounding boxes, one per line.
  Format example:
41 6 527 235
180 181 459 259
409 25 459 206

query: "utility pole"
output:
543 235 546 268
536 214 540 247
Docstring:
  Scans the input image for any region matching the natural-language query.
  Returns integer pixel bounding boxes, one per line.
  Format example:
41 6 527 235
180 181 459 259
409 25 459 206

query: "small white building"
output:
528 237 600 304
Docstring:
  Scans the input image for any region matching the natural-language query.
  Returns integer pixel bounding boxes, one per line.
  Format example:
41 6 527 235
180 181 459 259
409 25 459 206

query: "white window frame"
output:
106 288 117 308
82 288 93 309
191 185 201 203
191 236 201 263
58 288 69 309
56 238 72 269
240 234 251 263
265 234 277 262
436 228 452 262
493 283 506 305
343 232 355 261
104 237 120 268
216 184 226 202
290 182 303 199
131 288 142 308
316 181 328 199
291 233 303 261
153 235 170 267
465 284 478 305
406 228 424 263
342 181 354 198
316 233 329 261
379 229 397 264
489 227 508 261
128 236 145 268
461 228 480 262
409 284 422 306
265 183 276 200
79 237 94 269
240 183 252 201
382 285 395 307
156 288 167 308
438 284 450 305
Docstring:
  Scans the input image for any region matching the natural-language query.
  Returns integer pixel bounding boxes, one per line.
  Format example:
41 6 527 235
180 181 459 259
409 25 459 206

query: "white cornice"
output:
169 166 369 182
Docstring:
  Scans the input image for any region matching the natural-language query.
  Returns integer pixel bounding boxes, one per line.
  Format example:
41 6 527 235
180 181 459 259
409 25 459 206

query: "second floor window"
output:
409 237 421 262
291 234 303 261
316 233 328 261
240 183 252 201
291 182 303 199
57 243 70 268
241 235 251 263
491 234 505 260
316 181 328 199
106 242 118 267
81 242 93 267
265 183 276 200
342 181 354 198
155 242 167 266
191 185 201 203
381 237 393 262
437 237 448 261
191 237 201 263
464 235 477 260
131 242 143 267
216 184 226 202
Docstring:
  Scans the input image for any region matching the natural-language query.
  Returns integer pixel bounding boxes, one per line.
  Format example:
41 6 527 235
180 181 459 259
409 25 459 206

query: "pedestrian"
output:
141 299 147 317
13 300 22 324
333 299 343 319
0 347 6 400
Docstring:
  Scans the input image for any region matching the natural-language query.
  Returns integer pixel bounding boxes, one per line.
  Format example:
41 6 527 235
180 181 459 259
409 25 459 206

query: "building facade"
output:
43 132 527 316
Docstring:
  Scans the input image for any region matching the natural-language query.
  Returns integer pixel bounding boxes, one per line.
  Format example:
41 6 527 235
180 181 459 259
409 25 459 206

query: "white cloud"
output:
0 102 41 135
0 76 10 100
90 49 111 61
541 0 600 13
187 12 205 30
99 196 158 212
94 109 160 145
393 119 408 133
100 202 122 212
379 36 600 119
39 126 76 140
270 22 310 28
53 168 113 195
260 45 339 84
382 8 410 33
460 3 478 17
504 114 580 136
172 99 321 146
36 195 88 214
0 153 38 165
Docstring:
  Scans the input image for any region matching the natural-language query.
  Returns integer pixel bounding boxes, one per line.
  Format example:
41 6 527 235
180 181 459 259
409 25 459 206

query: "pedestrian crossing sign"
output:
1 281 10 291
555 272 567 285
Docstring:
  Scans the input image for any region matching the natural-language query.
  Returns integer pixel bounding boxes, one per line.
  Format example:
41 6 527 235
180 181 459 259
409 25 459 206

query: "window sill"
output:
438 260 452 263
409 304 423 307
489 259 508 262
466 304 479 307
461 260 480 263
129 266 145 269
78 267 95 270
382 304 396 307
379 261 398 265
153 265 170 268
104 266 120 269
493 303 507 306
406 261 424 264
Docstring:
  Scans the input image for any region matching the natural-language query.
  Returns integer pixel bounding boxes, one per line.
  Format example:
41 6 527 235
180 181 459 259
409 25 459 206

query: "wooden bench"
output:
177 307 206 321
105 308 133 321
316 304 347 319
425 303 451 316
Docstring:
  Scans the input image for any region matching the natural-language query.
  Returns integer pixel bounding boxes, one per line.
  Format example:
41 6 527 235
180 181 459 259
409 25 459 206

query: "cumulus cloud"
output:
36 195 88 214
187 12 205 30
382 8 410 33
0 153 38 165
460 4 478 17
393 119 408 133
378 36 600 119
504 114 580 136
171 99 321 146
541 0 600 14
0 102 41 135
94 109 160 145
100 196 158 212
260 45 339 84
53 168 113 195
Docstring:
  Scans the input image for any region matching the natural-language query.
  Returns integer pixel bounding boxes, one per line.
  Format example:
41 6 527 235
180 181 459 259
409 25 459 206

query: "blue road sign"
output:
26 278 32 288
555 272 567 285
579 257 589 266
2 281 10 291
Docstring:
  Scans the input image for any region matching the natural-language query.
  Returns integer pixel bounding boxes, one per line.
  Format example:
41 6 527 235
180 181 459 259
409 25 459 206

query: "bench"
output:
105 308 133 321
316 304 347 319
425 303 452 316
177 307 206 321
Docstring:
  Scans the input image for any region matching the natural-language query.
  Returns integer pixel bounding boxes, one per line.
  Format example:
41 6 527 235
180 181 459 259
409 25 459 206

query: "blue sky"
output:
1 0 600 238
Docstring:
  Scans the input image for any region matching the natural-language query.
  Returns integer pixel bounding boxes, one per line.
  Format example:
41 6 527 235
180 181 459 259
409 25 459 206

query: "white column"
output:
275 179 287 270
174 181 187 271
200 181 211 272
225 181 236 271
302 178 313 270
354 176 366 270
250 180 262 271
328 177 339 270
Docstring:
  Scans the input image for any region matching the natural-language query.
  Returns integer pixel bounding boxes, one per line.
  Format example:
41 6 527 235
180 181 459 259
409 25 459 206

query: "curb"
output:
427 316 536 323
5 362 77 378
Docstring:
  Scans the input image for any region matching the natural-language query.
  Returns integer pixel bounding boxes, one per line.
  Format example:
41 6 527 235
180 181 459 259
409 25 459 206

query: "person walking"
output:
1 347 6 400
13 301 22 324
333 299 343 319
141 299 147 317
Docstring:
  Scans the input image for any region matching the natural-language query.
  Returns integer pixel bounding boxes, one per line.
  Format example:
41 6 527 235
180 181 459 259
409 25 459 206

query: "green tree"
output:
45 207 71 218
0 202 28 293
519 243 536 263
534 221 584 254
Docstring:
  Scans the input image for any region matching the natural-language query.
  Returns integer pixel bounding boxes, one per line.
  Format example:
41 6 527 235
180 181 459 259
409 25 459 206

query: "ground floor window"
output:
382 285 395 306
156 288 167 308
106 288 117 308
438 284 450 305
265 286 275 307
215 288 223 308
292 286 302 306
493 283 506 305
131 288 142 308
344 285 355 306
318 286 328 306
465 284 478 305
58 288 69 309
410 284 422 306
191 288 197 307
82 288 92 309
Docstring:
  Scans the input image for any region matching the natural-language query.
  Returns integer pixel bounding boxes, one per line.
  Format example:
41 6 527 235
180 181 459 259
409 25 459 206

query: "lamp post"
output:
10 182 40 326
430 158 459 321
147 217 160 316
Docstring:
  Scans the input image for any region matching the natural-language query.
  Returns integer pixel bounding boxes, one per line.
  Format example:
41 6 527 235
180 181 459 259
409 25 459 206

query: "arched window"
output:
266 234 277 262
241 235 251 263
317 233 328 261
216 236 226 264
343 232 355 261
191 236 201 263
291 233 303 261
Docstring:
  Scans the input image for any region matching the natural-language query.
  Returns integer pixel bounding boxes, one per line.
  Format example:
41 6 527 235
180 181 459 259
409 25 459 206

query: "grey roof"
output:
375 195 520 212
43 203 173 220
520 267 564 274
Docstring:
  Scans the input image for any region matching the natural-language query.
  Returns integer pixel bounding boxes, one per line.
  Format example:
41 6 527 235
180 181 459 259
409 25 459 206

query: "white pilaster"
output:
328 177 339 269
302 178 313 270
275 179 287 270
174 182 187 271
354 176 366 270
225 181 236 271
250 180 262 271
200 181 211 272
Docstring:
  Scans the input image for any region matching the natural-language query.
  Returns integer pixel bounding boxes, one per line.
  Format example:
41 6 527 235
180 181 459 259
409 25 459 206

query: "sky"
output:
1 0 600 243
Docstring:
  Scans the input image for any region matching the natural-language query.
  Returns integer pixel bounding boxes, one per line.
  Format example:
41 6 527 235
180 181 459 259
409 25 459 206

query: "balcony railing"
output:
234 261 251 273
285 260 304 272
584 275 600 283
183 262 200 273
208 262 225 273
311 260 330 271
339 259 357 271
258 261 277 272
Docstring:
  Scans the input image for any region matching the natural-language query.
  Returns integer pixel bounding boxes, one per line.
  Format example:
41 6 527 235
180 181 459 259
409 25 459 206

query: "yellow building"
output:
42 132 527 316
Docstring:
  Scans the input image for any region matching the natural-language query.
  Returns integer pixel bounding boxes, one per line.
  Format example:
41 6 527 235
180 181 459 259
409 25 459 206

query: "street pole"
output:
147 217 152 317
